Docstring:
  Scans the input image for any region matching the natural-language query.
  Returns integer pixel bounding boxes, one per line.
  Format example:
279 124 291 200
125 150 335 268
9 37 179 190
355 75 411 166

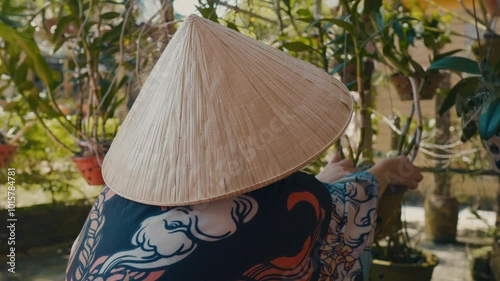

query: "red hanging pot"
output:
391 73 418 101
0 144 17 168
391 73 441 101
72 155 106 185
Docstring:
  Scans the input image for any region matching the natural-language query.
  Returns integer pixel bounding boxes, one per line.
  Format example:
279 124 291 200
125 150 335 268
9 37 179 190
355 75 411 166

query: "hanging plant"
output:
0 133 16 168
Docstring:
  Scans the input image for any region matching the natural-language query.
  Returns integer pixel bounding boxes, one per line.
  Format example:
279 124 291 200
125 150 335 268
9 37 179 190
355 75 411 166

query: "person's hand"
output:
367 156 423 194
316 154 357 183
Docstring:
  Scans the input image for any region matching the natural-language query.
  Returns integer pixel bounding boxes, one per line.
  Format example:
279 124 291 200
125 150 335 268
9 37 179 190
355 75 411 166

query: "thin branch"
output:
20 93 78 153
397 103 415 155
8 121 36 144
217 1 276 23
419 166 499 176
418 146 479 159
408 76 423 162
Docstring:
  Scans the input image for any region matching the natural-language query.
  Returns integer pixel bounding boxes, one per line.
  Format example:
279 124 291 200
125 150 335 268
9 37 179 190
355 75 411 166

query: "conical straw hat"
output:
102 14 353 206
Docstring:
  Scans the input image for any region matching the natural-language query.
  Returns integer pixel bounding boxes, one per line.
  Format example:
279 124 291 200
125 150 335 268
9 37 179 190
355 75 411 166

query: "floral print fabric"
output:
320 171 379 281
66 171 379 281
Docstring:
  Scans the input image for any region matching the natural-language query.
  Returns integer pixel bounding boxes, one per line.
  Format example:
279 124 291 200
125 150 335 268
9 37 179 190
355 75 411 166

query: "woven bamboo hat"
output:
102 14 353 206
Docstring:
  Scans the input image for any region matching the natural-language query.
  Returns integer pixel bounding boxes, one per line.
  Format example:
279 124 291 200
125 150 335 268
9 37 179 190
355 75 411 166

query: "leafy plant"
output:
438 2 500 143
0 0 176 158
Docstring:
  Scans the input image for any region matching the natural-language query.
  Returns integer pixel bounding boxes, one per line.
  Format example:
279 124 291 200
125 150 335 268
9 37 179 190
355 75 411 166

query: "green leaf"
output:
297 9 312 17
439 77 482 115
428 56 481 74
283 0 291 11
68 0 81 16
409 57 425 76
53 35 74 53
226 21 239 32
14 62 28 84
0 14 22 28
330 61 347 75
461 119 477 142
0 22 56 89
101 11 121 20
102 23 122 43
297 17 315 23
3 101 19 111
197 6 218 23
315 18 354 34
433 49 463 61
364 0 382 13
52 15 77 42
282 41 314 52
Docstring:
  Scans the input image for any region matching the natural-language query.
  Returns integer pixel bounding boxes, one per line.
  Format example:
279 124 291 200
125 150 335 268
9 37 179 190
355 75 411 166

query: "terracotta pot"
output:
483 134 500 172
339 60 375 90
483 0 500 16
420 72 443 100
374 184 407 238
0 144 17 168
473 36 500 69
391 73 441 101
391 74 418 101
72 155 106 185
490 245 500 281
369 249 439 281
424 194 459 243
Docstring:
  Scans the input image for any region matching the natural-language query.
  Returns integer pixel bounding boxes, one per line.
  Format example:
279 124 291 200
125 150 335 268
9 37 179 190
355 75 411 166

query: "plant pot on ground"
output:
469 246 495 281
371 209 440 281
424 194 459 243
369 247 439 281
372 182 438 280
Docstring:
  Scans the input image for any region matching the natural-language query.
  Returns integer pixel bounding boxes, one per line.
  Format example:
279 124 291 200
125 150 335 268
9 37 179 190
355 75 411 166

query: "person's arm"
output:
320 170 379 280
317 156 422 280
315 154 357 183
367 156 423 196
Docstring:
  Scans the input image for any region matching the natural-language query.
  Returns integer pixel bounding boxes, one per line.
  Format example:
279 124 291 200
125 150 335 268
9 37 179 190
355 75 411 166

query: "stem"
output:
408 76 423 161
9 121 36 144
471 0 485 74
397 103 415 155
20 93 78 154
216 1 275 23
275 0 284 35
419 167 499 176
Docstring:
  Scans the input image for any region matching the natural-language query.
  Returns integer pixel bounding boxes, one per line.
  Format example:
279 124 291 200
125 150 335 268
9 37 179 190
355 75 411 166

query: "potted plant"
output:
0 107 17 168
436 0 500 277
0 3 43 168
0 132 17 168
367 1 486 278
0 0 177 185
379 1 458 101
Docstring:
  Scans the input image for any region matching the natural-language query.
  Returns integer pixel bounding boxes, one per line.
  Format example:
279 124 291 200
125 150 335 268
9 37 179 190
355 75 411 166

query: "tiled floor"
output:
403 206 495 281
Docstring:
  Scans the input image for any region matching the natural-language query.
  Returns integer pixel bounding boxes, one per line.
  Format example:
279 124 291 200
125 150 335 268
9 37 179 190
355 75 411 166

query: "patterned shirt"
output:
66 171 379 281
